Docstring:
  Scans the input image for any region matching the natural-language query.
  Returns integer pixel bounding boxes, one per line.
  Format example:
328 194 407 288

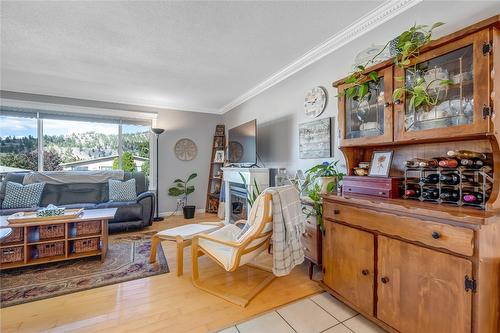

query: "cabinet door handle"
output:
431 231 441 239
394 99 401 105
361 269 369 276
302 232 311 238
381 276 390 284
384 102 391 108
333 209 340 214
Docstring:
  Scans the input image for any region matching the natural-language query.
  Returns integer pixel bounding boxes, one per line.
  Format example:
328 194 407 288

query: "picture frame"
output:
298 117 331 159
368 150 393 177
214 150 225 163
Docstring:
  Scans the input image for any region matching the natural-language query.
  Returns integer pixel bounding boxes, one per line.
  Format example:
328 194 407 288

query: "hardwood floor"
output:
0 213 321 333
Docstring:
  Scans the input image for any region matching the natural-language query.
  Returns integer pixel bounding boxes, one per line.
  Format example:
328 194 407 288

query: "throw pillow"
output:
2 181 46 209
109 179 137 202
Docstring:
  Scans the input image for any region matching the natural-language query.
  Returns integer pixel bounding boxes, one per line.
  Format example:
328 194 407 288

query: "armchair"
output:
191 192 274 307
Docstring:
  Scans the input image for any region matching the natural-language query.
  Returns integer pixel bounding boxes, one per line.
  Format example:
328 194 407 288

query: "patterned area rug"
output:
0 230 169 307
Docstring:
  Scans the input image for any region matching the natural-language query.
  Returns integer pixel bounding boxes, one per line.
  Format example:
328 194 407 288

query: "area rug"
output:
0 230 169 307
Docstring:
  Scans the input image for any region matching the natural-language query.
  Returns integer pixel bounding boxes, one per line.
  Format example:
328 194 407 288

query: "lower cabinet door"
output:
377 236 472 333
323 222 374 315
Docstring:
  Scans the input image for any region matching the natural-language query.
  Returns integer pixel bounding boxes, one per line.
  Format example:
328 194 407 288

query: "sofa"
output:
0 171 155 233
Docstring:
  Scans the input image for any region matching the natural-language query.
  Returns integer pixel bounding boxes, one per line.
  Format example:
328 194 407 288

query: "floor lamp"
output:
152 128 165 222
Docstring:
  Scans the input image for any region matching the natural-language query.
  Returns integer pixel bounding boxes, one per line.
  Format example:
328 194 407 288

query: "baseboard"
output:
159 208 206 217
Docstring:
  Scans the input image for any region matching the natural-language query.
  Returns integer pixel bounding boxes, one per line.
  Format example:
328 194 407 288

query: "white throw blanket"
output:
23 170 125 185
264 185 305 276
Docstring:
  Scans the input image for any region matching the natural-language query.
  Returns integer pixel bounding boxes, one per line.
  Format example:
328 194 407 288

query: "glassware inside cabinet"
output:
345 78 385 139
404 45 474 132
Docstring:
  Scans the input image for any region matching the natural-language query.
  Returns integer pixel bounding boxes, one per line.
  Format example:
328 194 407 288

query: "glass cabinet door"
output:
395 30 490 142
338 67 393 147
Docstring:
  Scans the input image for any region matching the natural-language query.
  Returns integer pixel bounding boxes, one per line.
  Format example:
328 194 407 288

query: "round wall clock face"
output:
304 86 327 118
228 141 244 163
174 138 197 161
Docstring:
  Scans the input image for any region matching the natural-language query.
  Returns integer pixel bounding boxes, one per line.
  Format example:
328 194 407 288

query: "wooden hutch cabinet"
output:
323 16 500 333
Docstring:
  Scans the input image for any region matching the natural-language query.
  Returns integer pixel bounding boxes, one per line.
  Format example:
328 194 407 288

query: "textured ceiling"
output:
1 1 382 113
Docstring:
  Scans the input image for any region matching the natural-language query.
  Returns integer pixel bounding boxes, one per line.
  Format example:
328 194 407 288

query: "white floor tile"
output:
323 324 353 333
218 326 239 333
277 298 339 333
344 315 388 333
310 293 357 322
237 311 294 333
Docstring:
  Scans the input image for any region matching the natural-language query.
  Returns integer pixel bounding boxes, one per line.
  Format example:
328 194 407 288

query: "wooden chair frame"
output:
191 193 275 307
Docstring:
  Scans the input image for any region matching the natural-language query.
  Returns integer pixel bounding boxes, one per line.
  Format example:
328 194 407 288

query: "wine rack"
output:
403 166 493 209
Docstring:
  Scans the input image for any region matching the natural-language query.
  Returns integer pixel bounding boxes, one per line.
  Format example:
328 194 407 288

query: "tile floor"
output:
218 292 388 333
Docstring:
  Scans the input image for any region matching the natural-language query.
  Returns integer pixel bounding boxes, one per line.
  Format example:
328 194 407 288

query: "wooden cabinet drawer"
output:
301 225 318 262
324 202 474 256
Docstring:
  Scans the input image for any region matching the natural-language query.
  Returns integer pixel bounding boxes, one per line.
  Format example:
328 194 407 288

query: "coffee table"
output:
0 208 116 269
149 222 223 276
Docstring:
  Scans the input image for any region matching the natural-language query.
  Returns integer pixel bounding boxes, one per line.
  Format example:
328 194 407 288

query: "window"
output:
0 108 152 178
122 124 150 176
43 118 118 171
0 113 39 172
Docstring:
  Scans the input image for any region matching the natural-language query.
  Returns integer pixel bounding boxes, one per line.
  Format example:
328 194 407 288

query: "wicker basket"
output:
39 224 65 240
37 241 64 258
0 227 24 244
76 221 101 236
1 246 24 263
74 238 99 253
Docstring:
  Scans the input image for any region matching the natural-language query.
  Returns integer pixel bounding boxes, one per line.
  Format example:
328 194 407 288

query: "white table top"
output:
0 208 117 228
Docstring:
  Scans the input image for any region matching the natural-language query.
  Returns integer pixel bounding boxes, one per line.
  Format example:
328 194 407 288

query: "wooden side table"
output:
149 222 222 276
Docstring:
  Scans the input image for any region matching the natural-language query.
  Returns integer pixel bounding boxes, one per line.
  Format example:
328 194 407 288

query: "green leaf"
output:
368 71 379 82
185 186 195 195
173 178 184 184
431 22 445 30
326 181 336 193
168 187 185 197
346 87 356 98
358 83 368 100
356 65 365 71
345 75 358 84
187 173 197 182
393 89 402 100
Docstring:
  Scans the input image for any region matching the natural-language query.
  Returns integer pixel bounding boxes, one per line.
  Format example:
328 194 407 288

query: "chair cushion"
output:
2 182 45 209
157 224 221 240
199 224 241 270
109 179 137 202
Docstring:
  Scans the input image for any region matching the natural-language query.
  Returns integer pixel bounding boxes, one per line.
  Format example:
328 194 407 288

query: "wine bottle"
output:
439 173 461 185
463 192 488 204
422 188 439 200
421 174 440 184
418 158 440 168
404 158 427 168
405 188 421 198
438 158 460 168
440 189 460 202
447 150 487 160
460 158 485 169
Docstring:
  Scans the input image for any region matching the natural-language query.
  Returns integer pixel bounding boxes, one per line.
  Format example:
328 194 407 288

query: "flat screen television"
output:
227 119 257 165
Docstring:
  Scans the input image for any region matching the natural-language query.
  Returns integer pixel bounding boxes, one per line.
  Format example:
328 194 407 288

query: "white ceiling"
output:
0 1 389 113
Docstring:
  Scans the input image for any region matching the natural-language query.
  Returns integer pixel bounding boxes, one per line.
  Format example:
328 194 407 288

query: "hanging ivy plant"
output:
340 21 446 111
393 75 452 112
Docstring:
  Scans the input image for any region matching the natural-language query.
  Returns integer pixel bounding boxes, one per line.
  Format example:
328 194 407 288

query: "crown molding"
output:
218 0 423 114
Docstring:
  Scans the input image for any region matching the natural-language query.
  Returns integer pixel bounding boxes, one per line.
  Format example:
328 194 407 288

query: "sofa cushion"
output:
59 203 98 210
96 201 142 222
109 179 137 202
0 207 38 216
2 182 46 209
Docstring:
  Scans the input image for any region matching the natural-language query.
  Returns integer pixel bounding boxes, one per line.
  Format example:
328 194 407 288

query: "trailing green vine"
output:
340 22 446 111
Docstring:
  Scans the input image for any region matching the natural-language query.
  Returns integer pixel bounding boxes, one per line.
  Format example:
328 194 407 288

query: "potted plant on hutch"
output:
168 173 197 219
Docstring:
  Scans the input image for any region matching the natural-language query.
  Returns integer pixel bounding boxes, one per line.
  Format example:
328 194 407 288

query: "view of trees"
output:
0 131 149 172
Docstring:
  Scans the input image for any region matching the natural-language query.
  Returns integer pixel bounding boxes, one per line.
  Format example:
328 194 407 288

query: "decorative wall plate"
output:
228 141 244 162
174 138 197 161
304 86 327 118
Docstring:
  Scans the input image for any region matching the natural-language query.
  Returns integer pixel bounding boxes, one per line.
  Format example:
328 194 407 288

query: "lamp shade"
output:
151 128 165 135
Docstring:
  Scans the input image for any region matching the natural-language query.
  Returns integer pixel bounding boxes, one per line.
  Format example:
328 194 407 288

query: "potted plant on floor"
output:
168 173 197 219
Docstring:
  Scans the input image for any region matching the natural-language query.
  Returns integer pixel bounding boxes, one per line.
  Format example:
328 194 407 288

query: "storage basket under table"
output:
73 237 100 253
1 246 23 263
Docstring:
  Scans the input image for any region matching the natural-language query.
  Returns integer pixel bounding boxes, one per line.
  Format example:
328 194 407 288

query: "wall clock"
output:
174 138 197 161
304 86 327 118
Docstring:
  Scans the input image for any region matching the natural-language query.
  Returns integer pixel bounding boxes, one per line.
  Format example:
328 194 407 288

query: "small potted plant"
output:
305 161 345 194
168 173 197 219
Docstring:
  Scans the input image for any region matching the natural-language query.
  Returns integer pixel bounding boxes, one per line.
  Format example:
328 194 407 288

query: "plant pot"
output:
317 176 337 194
183 205 196 219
